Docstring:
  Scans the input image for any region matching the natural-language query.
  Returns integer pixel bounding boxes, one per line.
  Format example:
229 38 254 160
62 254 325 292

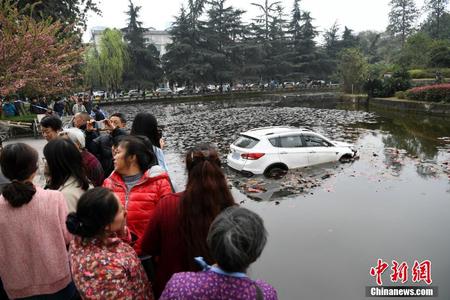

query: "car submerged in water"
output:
227 126 357 176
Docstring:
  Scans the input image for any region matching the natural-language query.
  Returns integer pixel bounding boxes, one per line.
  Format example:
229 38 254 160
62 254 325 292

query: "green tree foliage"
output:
83 46 101 89
15 0 100 36
397 32 433 68
98 29 128 91
428 40 450 67
123 0 162 89
163 0 210 86
424 0 449 38
387 0 419 46
341 26 359 49
251 0 281 40
420 12 450 40
0 0 82 96
338 48 368 93
357 31 383 64
202 0 245 84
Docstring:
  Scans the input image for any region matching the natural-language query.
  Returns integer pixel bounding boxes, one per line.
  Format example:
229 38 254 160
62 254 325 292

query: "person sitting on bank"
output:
2 98 17 117
160 206 278 300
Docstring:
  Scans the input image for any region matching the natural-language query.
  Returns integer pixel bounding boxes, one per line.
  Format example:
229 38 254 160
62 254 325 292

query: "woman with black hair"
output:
141 144 236 298
103 135 172 255
131 112 169 171
0 143 74 299
67 187 153 300
44 138 92 213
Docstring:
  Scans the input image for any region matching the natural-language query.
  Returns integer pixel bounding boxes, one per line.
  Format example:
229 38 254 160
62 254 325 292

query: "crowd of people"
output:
0 109 278 299
0 94 106 120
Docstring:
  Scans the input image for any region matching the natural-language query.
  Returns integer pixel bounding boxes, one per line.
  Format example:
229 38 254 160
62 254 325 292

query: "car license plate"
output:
232 152 240 160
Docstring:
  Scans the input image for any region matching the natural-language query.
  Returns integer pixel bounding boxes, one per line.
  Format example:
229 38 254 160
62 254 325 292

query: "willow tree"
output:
97 28 128 91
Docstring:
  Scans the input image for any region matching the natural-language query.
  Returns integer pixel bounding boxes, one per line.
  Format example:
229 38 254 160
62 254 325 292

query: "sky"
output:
83 0 426 43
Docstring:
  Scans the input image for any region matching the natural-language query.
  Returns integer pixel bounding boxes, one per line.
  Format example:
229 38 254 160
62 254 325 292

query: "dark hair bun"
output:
2 181 36 208
66 213 82 235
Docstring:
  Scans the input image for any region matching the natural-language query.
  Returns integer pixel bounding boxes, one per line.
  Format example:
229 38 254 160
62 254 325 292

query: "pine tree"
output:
123 0 162 89
424 0 449 38
387 0 419 46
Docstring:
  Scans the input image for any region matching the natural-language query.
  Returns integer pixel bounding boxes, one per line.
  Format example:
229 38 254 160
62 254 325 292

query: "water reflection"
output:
106 97 450 299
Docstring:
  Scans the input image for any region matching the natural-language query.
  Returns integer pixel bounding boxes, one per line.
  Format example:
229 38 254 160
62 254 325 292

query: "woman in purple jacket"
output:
160 206 278 300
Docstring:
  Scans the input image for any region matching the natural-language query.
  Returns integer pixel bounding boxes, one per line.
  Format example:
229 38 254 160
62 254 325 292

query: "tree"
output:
123 0 162 89
428 40 450 67
202 0 245 84
420 11 450 40
338 48 368 93
387 0 419 46
163 1 210 86
397 32 433 68
15 0 100 36
341 26 359 49
97 29 128 91
251 0 281 40
0 1 82 96
323 22 341 60
424 0 449 38
83 46 102 89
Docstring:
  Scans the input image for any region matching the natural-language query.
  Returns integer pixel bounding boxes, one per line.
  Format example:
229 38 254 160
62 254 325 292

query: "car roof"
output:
242 126 314 138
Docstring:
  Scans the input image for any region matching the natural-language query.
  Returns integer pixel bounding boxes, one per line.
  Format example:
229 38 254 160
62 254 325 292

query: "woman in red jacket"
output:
103 135 172 255
141 144 236 298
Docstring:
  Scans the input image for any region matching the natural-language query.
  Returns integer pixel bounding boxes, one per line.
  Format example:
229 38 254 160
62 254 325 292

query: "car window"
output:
303 135 332 147
280 135 303 148
269 137 279 147
233 135 259 149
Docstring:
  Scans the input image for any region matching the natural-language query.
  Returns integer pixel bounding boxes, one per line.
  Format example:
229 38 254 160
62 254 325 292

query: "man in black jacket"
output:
89 113 128 177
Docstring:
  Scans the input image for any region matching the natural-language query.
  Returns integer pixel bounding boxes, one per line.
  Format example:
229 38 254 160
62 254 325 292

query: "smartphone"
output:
96 120 105 130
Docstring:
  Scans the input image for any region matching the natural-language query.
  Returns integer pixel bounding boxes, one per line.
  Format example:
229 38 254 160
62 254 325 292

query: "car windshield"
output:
233 135 259 149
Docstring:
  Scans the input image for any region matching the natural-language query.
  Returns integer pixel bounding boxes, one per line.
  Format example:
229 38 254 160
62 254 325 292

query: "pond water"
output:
40 97 440 299
106 97 450 299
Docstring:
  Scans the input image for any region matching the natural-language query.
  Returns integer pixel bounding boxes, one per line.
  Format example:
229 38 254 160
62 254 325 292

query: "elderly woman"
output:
160 206 278 300
59 128 104 186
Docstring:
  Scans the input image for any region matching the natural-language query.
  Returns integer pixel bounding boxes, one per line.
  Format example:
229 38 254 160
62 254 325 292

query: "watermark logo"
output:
367 259 437 297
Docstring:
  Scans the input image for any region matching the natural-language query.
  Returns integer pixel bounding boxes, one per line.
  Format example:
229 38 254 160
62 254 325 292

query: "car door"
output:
302 134 338 165
277 135 309 169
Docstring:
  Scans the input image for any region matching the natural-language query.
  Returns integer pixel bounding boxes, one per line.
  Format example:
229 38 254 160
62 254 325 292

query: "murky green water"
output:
110 97 450 299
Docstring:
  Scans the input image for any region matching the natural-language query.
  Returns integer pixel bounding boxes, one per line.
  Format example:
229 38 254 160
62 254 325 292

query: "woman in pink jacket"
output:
103 135 172 255
0 143 74 299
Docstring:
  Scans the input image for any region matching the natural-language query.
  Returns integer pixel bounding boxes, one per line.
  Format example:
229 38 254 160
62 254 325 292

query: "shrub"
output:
409 69 429 79
406 84 450 102
395 91 406 99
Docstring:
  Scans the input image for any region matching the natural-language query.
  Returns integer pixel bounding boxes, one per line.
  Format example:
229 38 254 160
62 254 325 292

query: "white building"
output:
90 26 172 57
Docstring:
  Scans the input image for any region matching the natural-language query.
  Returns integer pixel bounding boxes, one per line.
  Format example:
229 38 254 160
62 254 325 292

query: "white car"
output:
227 126 357 176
